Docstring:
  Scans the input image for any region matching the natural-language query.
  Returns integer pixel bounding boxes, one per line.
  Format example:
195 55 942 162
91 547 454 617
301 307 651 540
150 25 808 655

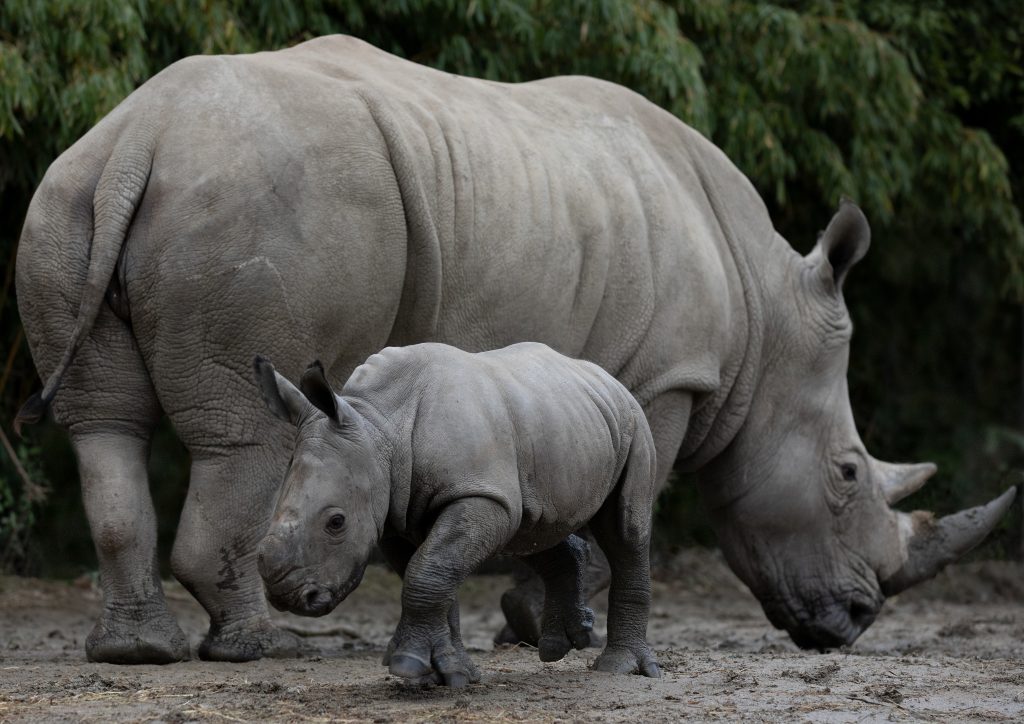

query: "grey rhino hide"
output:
15 35 1013 661
255 343 661 685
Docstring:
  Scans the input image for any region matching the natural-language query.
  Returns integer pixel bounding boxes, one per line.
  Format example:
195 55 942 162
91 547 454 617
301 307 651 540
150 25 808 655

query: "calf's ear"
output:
811 198 871 290
300 360 340 423
253 355 307 424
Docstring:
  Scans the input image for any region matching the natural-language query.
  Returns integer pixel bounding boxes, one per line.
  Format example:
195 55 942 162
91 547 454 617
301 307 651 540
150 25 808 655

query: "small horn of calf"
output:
878 461 938 505
881 487 1016 596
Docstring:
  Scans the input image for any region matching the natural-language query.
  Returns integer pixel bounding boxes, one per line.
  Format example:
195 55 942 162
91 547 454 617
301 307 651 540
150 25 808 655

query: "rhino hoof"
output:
593 644 661 678
198 620 300 662
538 607 596 662
389 653 434 680
86 614 190 665
388 648 478 687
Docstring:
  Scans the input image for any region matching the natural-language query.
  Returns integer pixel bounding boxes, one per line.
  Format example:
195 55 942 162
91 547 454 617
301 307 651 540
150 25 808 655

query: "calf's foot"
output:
199 618 299 662
539 604 595 662
594 643 661 678
86 602 190 664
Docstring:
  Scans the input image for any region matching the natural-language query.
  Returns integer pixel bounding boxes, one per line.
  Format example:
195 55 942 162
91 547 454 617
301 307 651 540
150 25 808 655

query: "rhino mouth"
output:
267 563 368 617
764 595 879 651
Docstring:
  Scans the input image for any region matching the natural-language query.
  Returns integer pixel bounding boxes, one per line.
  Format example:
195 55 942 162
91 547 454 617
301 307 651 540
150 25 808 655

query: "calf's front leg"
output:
387 498 514 687
379 536 480 684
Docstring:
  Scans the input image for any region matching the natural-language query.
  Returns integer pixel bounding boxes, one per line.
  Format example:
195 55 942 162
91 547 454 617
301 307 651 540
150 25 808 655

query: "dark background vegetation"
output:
1 0 1022 576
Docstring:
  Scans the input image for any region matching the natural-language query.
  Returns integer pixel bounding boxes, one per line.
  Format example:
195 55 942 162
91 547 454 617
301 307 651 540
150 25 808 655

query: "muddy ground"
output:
1 550 1023 722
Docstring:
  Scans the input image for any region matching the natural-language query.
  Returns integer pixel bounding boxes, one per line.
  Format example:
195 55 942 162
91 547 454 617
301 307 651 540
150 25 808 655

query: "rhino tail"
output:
14 123 156 436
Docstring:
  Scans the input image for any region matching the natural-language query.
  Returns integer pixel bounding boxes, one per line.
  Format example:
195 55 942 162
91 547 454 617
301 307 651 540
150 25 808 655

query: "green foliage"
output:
0 438 47 574
0 1 1021 566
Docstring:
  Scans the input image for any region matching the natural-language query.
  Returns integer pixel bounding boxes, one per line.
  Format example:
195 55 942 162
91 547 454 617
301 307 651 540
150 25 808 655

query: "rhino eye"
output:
325 513 346 535
840 463 858 482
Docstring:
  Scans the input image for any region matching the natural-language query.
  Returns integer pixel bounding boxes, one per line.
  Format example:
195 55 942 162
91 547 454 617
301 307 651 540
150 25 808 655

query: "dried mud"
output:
1 549 1023 722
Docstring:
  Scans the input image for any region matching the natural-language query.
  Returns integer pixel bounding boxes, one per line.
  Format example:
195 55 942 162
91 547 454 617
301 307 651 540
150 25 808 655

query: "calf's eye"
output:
840 463 858 482
326 513 346 534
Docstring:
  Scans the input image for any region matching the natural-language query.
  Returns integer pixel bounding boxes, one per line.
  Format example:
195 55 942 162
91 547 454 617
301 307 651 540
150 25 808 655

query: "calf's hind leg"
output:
495 391 690 646
588 430 660 677
497 530 608 647
589 508 660 676
520 534 596 662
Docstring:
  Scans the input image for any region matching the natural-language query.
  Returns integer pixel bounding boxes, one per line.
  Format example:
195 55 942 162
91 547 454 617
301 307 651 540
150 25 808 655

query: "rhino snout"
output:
256 532 302 588
786 598 879 651
294 583 335 617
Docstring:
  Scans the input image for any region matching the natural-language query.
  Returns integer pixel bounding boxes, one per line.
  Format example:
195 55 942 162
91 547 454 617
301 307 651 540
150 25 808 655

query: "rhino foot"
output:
86 608 190 665
497 583 544 647
539 605 595 662
593 644 661 678
383 626 479 687
198 619 300 662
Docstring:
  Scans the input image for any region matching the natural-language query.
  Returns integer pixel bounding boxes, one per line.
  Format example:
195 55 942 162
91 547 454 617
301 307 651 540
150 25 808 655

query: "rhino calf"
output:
253 342 661 685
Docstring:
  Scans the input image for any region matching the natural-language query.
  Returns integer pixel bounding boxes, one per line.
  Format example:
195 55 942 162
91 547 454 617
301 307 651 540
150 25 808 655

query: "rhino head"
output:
252 357 389 617
699 200 1015 650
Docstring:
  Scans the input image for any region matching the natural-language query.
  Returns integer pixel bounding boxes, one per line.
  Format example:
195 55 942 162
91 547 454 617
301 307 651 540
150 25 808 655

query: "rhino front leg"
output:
520 534 596 662
379 536 480 684
388 498 513 687
74 430 190 664
171 446 298 662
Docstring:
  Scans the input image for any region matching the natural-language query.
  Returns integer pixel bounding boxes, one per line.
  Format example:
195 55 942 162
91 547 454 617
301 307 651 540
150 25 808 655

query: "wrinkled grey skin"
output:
15 35 1013 663
254 343 661 686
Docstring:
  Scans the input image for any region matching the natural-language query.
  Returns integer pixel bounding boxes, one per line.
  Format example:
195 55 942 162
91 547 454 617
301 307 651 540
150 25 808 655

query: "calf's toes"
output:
594 644 661 678
385 628 477 687
538 605 596 662
567 606 596 650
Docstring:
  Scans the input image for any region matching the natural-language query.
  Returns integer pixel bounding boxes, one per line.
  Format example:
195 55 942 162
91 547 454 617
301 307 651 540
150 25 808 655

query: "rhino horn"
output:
877 460 937 505
880 487 1016 596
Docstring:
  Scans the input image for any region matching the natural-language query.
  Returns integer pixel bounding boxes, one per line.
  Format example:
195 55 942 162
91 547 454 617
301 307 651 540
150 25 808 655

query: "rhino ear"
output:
253 355 307 425
299 360 341 423
813 198 871 290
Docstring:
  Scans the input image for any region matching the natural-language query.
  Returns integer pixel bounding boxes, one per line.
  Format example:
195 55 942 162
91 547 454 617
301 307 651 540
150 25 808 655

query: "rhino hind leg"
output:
74 431 190 664
519 534 597 662
170 446 299 662
495 530 610 648
589 514 659 677
588 437 660 678
45 307 190 664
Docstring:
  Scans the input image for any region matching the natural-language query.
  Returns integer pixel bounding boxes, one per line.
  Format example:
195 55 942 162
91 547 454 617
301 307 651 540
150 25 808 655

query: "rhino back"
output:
348 342 640 549
262 36 762 403
321 37 746 399
23 34 775 447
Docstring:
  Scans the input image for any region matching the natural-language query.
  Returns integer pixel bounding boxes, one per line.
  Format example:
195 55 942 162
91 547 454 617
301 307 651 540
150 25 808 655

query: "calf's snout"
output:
256 531 296 586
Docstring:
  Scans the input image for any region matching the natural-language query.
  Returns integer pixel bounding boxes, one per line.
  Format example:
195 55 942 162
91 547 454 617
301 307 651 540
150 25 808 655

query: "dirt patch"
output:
1 550 1023 722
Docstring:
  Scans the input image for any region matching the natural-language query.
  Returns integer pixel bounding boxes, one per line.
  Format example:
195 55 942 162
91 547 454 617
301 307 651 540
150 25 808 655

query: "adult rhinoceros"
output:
15 35 1012 663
